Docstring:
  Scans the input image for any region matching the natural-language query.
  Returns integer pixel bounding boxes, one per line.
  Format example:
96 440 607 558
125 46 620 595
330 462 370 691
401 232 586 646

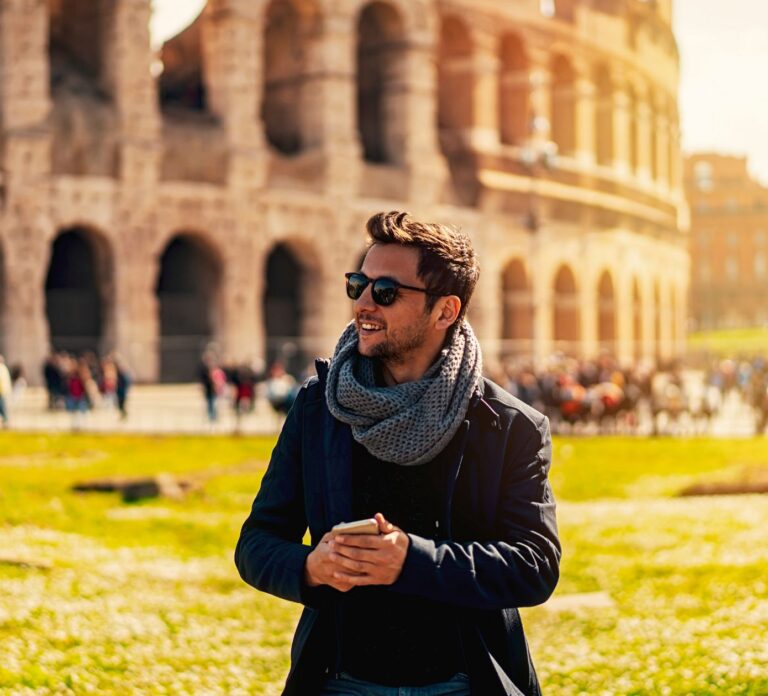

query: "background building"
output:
686 154 768 331
0 0 688 382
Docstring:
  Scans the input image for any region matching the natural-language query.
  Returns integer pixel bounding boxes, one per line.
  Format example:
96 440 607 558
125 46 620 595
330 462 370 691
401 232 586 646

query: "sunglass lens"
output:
371 278 398 306
346 273 368 300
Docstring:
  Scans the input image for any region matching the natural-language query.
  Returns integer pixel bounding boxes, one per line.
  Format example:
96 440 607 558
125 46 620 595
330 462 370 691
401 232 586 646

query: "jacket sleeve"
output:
390 416 560 610
234 385 329 608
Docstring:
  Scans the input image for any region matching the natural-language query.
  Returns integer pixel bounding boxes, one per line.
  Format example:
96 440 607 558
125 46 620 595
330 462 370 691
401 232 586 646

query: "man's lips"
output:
356 318 385 333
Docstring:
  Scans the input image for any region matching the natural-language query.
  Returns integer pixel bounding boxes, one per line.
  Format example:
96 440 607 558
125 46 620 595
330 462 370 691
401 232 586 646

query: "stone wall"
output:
0 0 689 382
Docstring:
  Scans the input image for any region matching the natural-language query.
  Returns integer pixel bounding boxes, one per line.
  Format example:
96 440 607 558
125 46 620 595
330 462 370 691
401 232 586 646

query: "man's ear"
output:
434 296 462 330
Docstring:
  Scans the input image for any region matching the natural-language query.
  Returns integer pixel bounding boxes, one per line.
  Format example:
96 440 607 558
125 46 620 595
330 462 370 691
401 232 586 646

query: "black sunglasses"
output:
345 272 439 307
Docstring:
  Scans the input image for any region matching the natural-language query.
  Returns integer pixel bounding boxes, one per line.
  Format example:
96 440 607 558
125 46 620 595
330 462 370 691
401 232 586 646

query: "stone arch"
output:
262 0 322 155
627 83 639 175
155 233 223 382
550 54 576 157
596 270 616 355
45 225 115 355
437 16 473 137
501 259 533 359
594 64 613 166
499 33 529 146
632 277 642 363
553 264 580 353
263 239 323 376
357 1 407 164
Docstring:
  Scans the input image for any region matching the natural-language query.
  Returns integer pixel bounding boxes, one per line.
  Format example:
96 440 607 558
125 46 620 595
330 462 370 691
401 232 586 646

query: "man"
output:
236 211 560 695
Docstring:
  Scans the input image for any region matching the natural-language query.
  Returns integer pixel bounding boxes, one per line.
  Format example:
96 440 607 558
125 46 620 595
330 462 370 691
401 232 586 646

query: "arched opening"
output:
632 279 642 364
48 0 108 91
262 0 321 155
437 16 473 142
501 259 533 358
596 271 616 355
263 244 307 375
627 85 639 175
499 34 529 146
45 227 114 355
155 234 222 382
551 55 576 157
594 65 613 166
159 14 207 112
357 2 406 164
48 0 117 176
553 265 580 354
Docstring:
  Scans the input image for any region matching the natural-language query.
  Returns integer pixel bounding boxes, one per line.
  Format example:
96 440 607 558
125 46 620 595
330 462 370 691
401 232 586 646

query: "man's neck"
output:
380 346 443 386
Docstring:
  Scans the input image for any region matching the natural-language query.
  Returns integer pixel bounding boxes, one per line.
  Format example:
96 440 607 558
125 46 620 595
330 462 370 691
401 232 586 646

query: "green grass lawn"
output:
1 433 767 695
688 327 768 356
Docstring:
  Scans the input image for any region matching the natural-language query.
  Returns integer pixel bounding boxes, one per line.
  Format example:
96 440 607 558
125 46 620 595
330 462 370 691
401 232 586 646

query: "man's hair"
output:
365 211 480 323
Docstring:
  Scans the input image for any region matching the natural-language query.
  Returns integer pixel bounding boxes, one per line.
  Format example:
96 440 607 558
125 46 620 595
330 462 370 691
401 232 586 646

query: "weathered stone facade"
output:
0 0 689 382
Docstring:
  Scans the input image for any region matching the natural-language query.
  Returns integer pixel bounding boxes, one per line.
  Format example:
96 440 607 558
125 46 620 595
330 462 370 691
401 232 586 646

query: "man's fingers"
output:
331 551 374 573
334 534 385 549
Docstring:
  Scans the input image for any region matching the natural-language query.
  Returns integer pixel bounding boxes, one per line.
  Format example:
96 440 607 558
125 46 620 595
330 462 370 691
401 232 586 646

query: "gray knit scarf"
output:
325 320 483 466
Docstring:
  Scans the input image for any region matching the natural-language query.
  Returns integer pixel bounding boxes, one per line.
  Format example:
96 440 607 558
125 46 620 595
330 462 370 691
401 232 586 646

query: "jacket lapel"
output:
321 382 354 528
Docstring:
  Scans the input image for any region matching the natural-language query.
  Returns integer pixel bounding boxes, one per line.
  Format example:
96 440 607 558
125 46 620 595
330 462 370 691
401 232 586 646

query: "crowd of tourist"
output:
42 351 132 427
1 348 767 436
495 354 768 435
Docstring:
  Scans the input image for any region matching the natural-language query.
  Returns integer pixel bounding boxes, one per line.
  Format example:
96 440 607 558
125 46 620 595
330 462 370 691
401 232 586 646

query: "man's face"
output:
353 244 435 365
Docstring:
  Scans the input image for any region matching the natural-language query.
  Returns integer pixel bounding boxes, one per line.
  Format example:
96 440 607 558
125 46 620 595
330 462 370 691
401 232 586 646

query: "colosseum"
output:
0 0 688 382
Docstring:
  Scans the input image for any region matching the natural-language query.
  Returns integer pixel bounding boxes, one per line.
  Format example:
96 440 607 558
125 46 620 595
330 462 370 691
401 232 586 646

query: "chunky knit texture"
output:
325 320 483 466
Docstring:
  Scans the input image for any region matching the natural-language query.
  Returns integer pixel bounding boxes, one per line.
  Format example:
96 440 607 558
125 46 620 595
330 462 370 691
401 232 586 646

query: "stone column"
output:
654 109 670 190
531 262 553 370
467 29 500 150
527 46 553 147
611 78 631 178
615 269 634 366
103 0 162 185
112 233 160 382
635 92 653 185
0 0 53 382
301 7 362 196
580 266 598 359
219 233 261 366
573 59 595 169
468 256 503 373
397 9 448 204
203 0 267 190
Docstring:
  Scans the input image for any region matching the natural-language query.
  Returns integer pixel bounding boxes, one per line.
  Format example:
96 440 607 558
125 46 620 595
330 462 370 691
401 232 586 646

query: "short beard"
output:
364 319 429 365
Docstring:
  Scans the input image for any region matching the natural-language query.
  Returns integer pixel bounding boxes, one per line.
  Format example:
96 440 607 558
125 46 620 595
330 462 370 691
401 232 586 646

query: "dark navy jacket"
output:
235 361 561 695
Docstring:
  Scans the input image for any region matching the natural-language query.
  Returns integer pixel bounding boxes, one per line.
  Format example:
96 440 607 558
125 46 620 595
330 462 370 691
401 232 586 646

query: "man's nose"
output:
354 282 376 312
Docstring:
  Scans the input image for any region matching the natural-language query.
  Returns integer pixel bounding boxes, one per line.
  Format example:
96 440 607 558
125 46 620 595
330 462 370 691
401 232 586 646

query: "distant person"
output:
115 357 132 421
199 351 225 422
264 361 297 416
236 211 560 695
43 352 65 410
0 355 12 427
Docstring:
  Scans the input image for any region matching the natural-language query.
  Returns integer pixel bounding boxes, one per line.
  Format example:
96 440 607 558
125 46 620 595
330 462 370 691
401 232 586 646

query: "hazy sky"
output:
151 0 768 185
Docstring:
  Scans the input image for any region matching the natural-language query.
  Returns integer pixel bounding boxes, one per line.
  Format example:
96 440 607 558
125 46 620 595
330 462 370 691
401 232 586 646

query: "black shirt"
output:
336 440 466 686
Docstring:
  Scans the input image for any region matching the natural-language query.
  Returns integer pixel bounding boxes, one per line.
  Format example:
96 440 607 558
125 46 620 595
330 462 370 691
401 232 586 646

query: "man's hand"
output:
328 513 410 587
304 532 360 592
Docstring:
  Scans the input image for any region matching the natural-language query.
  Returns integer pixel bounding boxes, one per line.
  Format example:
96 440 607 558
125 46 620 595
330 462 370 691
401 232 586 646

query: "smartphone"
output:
331 518 379 535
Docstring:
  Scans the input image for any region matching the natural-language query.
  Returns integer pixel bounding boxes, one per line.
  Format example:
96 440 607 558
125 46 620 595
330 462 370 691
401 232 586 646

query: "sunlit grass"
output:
688 326 768 356
1 432 767 694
